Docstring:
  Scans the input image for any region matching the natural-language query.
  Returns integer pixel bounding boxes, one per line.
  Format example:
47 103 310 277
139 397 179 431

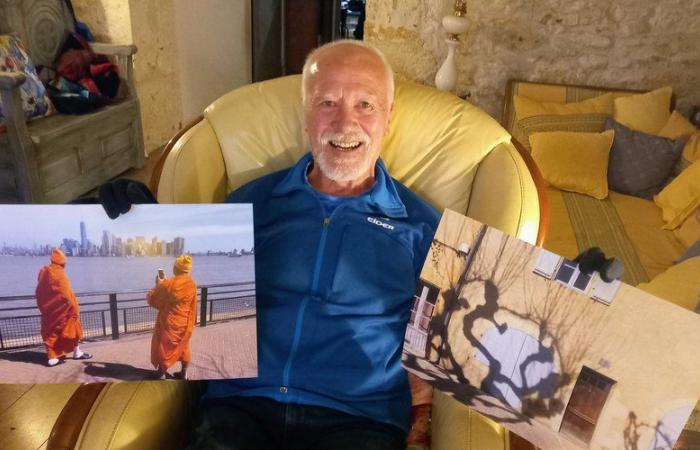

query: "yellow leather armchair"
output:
0 75 543 450
155 75 544 450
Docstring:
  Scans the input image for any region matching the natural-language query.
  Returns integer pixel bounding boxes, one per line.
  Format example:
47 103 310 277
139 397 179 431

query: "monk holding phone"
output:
147 255 197 379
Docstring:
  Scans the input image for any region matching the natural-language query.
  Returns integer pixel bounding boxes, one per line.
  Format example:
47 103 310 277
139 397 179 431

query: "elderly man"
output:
35 248 92 366
190 41 439 450
147 254 198 380
98 40 438 449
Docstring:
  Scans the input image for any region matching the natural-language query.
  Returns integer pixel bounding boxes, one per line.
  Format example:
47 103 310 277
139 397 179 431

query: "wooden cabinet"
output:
0 0 144 203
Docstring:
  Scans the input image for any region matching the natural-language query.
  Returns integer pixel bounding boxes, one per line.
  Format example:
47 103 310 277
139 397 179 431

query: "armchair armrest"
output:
0 71 26 90
152 116 228 203
466 141 547 246
90 42 137 57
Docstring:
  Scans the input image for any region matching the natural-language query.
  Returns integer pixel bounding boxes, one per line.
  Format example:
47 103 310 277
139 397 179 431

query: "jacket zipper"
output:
281 205 340 392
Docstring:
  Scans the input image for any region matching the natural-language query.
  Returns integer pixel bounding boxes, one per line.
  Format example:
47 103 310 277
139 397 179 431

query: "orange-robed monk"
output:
35 248 92 367
147 255 197 379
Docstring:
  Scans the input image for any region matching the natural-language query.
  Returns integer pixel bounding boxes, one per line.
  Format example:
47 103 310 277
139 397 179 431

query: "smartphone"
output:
157 268 165 279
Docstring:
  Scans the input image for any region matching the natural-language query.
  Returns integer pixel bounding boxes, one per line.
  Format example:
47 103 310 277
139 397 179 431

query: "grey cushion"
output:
605 118 686 199
677 238 700 263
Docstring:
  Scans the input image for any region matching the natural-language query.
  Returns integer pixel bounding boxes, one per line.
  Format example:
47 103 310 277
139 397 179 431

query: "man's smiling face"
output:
304 44 393 186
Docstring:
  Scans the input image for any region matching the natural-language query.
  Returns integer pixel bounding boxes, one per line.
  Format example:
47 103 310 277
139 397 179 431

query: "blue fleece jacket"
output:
205 153 439 431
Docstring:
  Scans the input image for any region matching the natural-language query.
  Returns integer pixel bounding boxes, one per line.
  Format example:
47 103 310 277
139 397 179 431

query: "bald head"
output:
302 40 395 108
302 41 395 195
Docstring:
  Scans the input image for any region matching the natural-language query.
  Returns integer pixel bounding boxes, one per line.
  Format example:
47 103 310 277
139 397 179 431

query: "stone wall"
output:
366 0 700 120
73 0 183 154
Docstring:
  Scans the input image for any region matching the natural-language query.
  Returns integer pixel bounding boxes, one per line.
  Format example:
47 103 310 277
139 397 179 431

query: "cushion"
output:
677 239 700 263
530 130 614 200
637 255 700 311
678 135 700 172
613 86 672 134
674 207 700 249
605 118 685 199
0 34 52 127
654 159 700 229
514 92 614 121
657 111 700 173
658 110 698 139
516 113 608 151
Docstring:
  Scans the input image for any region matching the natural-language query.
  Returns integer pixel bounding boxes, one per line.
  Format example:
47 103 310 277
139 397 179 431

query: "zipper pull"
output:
323 217 331 226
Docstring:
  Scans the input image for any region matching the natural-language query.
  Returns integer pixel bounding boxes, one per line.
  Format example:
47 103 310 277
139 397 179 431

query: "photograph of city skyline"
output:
0 204 258 384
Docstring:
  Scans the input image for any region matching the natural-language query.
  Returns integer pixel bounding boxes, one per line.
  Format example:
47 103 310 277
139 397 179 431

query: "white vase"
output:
435 14 469 92
435 38 459 92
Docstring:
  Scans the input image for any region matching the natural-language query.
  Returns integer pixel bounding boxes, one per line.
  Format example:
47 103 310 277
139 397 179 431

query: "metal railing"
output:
0 281 255 350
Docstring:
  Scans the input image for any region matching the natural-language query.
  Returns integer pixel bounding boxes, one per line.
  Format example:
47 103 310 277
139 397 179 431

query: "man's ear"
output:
384 103 394 135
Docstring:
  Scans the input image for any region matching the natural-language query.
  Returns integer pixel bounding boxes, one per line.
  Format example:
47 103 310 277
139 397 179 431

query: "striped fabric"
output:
503 81 633 149
561 191 649 285
517 113 609 151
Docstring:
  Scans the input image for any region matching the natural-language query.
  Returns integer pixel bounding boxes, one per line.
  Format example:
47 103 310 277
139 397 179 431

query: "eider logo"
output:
367 217 394 230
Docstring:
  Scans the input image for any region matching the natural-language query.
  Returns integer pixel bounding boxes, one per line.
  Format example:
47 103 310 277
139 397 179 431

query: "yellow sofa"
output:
0 75 543 450
501 80 699 285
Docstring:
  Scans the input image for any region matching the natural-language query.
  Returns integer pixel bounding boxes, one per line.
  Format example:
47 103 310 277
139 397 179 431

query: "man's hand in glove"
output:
71 179 157 219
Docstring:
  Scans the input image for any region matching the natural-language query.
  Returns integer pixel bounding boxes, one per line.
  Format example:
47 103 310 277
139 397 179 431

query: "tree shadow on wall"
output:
624 411 676 450
430 227 600 425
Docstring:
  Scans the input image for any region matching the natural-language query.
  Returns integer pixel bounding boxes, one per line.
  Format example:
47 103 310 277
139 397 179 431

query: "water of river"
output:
0 254 254 300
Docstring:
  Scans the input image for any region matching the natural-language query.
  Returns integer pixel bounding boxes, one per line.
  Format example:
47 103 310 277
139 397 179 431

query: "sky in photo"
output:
0 204 254 253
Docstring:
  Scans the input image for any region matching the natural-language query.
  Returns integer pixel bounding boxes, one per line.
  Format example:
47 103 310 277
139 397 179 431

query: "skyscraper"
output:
80 222 88 256
174 237 185 256
101 230 110 256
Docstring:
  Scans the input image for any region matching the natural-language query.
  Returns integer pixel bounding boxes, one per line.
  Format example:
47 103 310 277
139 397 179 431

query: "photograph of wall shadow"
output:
403 209 700 449
0 204 257 384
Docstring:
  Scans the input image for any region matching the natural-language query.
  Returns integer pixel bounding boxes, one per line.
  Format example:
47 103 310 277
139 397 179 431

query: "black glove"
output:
71 179 157 219
574 247 624 283
99 179 157 219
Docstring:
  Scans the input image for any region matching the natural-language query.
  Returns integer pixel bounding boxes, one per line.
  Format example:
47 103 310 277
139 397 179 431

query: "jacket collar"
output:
272 152 408 218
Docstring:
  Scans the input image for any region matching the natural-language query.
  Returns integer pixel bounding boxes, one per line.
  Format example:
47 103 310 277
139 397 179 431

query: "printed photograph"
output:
0 204 257 383
403 209 700 450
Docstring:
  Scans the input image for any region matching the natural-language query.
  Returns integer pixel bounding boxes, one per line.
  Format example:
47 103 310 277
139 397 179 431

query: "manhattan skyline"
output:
0 204 254 253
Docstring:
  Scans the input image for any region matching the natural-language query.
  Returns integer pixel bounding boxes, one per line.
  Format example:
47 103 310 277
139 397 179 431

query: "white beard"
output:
315 132 375 182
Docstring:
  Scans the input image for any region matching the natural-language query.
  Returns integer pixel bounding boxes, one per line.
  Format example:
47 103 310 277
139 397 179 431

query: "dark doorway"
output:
252 0 366 82
560 366 615 444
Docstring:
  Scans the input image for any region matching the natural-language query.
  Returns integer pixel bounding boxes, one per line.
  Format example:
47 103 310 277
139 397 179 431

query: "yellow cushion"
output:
514 92 614 121
516 112 608 151
657 110 700 172
674 208 700 248
637 256 700 311
682 135 700 168
530 130 614 199
613 86 672 134
658 110 698 139
654 159 700 229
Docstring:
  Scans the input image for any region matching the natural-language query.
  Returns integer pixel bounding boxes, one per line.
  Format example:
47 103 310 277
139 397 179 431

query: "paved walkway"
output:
0 318 257 383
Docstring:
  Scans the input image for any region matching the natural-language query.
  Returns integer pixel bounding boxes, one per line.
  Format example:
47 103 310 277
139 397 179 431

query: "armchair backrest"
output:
0 0 74 68
157 75 541 243
201 75 512 213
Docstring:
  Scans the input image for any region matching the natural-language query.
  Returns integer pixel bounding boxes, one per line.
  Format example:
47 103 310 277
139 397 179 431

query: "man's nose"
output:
333 104 357 131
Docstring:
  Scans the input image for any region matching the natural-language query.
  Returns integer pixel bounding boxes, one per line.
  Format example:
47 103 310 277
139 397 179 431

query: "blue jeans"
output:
187 396 406 450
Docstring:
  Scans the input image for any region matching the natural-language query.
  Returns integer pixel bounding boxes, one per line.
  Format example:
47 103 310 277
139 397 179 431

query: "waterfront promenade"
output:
0 317 256 383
